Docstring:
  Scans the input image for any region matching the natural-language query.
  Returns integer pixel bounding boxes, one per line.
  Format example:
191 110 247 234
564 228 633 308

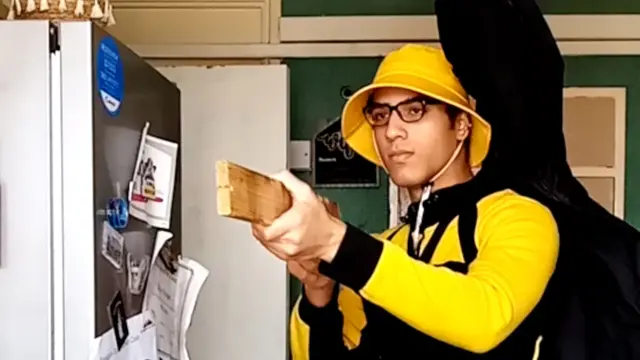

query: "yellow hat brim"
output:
341 72 491 168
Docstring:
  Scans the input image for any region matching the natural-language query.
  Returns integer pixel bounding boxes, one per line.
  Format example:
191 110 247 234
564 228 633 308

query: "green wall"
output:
286 56 640 304
284 0 640 16
289 58 389 235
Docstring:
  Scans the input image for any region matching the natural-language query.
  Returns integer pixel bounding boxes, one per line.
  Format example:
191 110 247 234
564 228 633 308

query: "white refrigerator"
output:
0 20 182 360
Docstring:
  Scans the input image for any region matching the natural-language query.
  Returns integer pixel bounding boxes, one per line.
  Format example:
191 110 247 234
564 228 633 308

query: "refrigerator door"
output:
90 23 182 337
59 22 182 360
58 21 97 360
0 20 55 360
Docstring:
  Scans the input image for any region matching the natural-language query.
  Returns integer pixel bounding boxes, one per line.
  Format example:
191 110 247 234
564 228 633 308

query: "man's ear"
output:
455 112 471 140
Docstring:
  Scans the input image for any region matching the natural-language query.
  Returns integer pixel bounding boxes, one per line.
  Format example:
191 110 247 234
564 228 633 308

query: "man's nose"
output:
385 112 407 140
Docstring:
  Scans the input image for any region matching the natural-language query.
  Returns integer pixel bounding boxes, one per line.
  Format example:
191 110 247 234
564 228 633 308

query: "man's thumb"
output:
271 170 310 196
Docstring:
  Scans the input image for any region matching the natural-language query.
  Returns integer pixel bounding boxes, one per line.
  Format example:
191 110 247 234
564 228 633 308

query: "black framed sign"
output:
313 117 379 188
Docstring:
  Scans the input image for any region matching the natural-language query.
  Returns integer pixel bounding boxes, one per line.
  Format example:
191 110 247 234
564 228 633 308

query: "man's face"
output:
368 87 464 188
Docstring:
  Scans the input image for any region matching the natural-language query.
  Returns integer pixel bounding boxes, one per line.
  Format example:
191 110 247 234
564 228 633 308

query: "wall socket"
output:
288 140 311 170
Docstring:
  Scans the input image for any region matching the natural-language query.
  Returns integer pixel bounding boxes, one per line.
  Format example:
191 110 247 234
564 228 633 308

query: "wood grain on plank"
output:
216 160 339 225
216 160 292 225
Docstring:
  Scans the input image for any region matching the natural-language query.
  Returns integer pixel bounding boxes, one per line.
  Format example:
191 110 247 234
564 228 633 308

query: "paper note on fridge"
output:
142 232 210 360
89 311 158 360
143 260 181 360
129 133 178 229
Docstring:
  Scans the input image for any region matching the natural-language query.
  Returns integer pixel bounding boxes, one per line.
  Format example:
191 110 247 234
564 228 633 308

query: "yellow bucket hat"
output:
341 44 491 169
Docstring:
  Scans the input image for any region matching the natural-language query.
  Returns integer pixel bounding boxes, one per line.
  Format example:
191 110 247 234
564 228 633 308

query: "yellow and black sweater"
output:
290 179 559 359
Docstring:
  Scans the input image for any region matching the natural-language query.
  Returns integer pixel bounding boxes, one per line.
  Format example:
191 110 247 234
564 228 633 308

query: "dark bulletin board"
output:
313 117 379 188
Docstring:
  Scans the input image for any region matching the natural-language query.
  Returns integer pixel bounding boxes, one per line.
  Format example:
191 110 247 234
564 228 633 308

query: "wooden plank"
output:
216 160 338 225
216 160 291 225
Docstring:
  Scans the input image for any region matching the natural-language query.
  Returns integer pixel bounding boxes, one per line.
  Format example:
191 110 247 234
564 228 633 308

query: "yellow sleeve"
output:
319 196 559 353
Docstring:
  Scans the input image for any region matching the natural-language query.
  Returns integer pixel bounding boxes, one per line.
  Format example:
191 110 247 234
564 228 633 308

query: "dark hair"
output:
444 104 463 128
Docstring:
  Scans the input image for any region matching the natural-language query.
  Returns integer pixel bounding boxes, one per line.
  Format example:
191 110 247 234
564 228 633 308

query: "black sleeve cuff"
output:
298 284 341 327
319 222 384 292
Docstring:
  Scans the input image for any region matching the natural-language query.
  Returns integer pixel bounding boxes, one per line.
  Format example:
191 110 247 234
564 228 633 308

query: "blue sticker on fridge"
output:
106 197 129 230
97 36 124 117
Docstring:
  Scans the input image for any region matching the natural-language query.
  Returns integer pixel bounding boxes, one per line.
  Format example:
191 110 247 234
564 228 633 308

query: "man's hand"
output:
251 171 347 263
288 259 335 308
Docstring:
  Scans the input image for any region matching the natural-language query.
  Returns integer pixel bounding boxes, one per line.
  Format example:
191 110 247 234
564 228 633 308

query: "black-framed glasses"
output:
363 96 438 127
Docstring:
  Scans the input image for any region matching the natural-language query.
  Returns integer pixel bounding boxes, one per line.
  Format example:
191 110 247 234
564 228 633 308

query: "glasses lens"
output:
397 100 426 122
365 105 391 126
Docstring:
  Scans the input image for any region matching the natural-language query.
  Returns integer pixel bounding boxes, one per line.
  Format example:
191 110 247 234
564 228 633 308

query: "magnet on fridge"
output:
127 253 150 295
107 197 129 230
107 291 129 351
158 246 178 274
101 221 124 270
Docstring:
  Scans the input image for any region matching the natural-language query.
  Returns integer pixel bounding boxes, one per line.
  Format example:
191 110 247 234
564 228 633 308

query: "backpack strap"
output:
417 214 457 262
385 204 479 266
385 224 407 241
430 207 478 274
457 204 479 264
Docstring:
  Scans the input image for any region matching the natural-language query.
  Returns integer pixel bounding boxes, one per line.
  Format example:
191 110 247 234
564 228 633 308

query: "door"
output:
157 65 290 360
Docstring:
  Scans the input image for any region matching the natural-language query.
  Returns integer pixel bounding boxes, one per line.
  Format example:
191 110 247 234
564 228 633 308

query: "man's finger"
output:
287 260 308 280
297 258 321 272
319 196 341 218
251 223 267 241
269 241 301 258
263 242 291 261
260 206 299 241
270 170 314 200
289 261 320 284
253 225 292 260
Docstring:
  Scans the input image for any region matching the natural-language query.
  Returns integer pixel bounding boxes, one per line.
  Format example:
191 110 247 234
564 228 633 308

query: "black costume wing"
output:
434 0 640 359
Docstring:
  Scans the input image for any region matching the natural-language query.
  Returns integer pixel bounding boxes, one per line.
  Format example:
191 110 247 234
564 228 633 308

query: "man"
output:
252 43 559 359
